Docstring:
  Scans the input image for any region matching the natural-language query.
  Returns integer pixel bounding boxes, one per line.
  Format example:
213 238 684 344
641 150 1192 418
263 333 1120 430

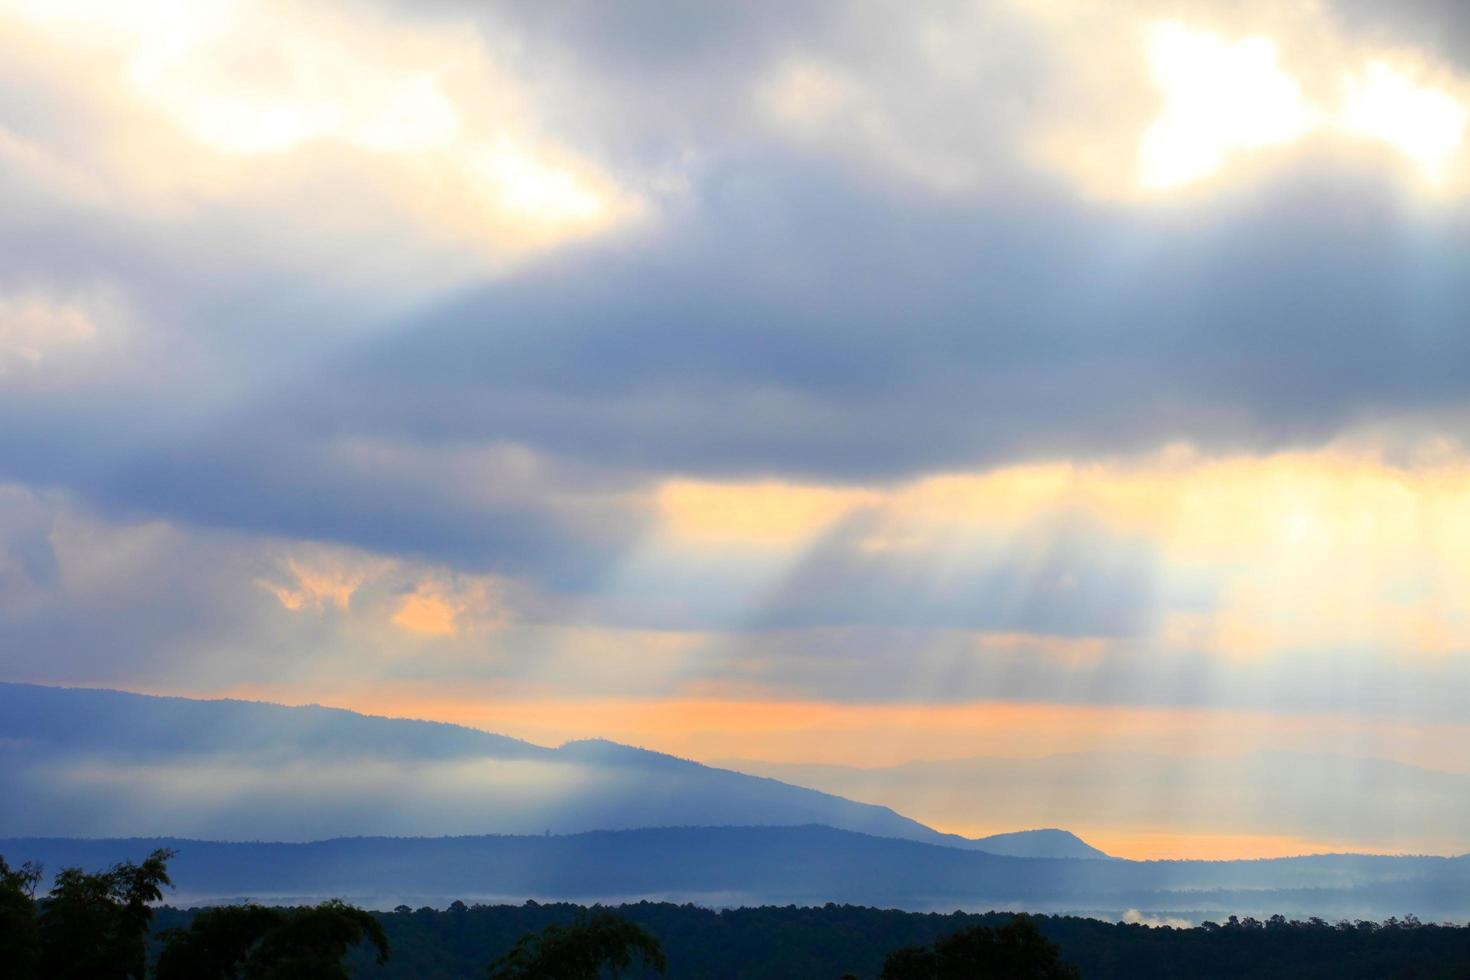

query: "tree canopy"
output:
881 915 1081 980
1 849 385 980
0 855 42 978
23 847 175 980
487 911 667 980
156 898 389 979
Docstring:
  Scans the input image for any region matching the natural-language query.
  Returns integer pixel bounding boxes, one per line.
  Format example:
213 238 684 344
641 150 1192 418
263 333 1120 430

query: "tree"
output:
881 915 1079 980
156 899 389 980
487 911 667 980
155 904 289 980
0 855 42 980
37 847 173 980
247 899 390 979
880 945 938 980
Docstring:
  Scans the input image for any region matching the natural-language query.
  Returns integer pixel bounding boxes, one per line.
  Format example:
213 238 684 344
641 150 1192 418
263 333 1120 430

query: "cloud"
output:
5 0 1470 822
0 289 97 373
15 432 1470 716
0 0 637 272
1123 910 1195 929
3 0 1470 568
390 577 506 637
89 434 655 584
1326 0 1470 70
272 153 1469 496
256 552 390 613
0 486 523 690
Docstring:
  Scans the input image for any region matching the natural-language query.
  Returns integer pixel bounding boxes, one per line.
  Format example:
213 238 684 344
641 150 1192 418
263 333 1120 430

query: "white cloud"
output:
1339 60 1468 180
1136 19 1469 194
0 0 640 293
0 289 105 374
1123 909 1194 928
1139 22 1320 189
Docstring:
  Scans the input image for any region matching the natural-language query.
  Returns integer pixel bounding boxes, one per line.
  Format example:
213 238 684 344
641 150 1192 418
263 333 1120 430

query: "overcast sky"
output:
3 0 1470 858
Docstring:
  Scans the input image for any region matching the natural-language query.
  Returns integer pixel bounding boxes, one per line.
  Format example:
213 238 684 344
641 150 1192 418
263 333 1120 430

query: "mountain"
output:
5 827 1467 922
6 683 1465 920
963 828 1108 860
0 683 1100 857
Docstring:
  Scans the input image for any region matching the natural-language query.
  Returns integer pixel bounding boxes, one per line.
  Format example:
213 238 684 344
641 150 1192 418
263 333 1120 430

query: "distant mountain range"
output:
6 827 1469 923
0 683 1102 858
4 683 1469 921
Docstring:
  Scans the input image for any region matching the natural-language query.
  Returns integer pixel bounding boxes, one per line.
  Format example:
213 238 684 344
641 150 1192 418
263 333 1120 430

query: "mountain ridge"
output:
0 682 1104 858
4 825 1466 920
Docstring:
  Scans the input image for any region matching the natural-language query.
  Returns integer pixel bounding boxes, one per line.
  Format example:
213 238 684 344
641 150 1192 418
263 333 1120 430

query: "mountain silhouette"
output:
0 682 1102 858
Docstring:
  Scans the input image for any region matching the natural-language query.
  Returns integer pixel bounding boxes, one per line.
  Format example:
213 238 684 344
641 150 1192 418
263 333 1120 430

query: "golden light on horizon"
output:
651 442 1470 660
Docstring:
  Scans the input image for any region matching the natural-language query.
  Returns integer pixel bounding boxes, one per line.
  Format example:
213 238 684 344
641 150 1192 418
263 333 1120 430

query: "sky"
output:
3 0 1470 860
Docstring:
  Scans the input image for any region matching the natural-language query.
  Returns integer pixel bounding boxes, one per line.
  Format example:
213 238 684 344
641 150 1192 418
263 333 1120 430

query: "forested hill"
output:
11 826 1470 922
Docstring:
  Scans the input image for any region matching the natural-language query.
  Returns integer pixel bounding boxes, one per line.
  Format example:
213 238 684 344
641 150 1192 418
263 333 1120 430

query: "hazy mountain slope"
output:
965 828 1109 859
5 827 1466 921
0 681 548 760
0 683 1095 855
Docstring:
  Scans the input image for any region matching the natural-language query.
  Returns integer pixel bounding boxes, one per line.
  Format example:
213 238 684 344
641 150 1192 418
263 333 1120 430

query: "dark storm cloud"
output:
1327 0 1470 67
94 431 648 588
390 0 1051 174
2 0 1469 586
6 147 1468 586
286 153 1470 488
